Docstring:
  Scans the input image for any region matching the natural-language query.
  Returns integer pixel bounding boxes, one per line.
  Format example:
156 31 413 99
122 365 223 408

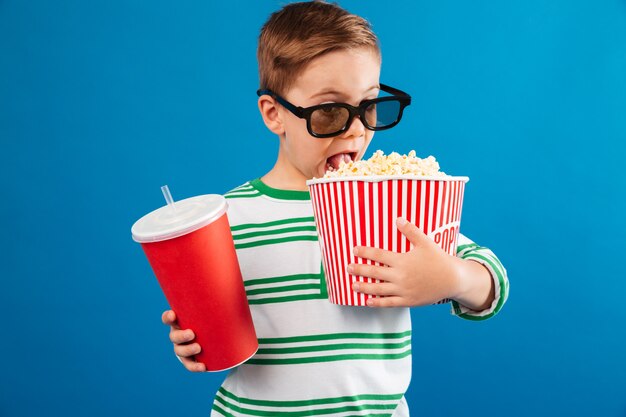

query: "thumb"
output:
396 218 430 247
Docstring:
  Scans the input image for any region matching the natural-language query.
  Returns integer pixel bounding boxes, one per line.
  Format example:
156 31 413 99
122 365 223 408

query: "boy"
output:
163 1 509 416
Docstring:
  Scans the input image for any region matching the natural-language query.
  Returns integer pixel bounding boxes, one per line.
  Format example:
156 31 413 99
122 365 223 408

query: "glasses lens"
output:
365 99 401 128
310 105 350 135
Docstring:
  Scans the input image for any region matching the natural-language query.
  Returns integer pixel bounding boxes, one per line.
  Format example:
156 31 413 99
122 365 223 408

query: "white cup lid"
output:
131 194 227 243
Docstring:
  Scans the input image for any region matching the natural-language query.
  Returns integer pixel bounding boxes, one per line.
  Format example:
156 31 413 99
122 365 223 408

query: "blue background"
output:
2 1 625 416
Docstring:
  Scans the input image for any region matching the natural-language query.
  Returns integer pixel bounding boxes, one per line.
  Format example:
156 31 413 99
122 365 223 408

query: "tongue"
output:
327 153 352 170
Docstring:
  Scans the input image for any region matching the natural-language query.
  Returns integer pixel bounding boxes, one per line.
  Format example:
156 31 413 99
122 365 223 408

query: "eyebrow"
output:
308 85 380 101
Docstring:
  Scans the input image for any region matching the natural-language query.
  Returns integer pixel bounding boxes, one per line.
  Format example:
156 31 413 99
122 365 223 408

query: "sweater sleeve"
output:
450 233 509 321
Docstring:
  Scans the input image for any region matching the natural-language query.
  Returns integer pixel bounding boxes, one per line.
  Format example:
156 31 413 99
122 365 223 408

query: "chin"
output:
314 166 327 179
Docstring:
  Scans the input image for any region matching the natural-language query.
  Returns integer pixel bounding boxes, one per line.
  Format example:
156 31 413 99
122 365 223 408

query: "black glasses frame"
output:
256 83 411 138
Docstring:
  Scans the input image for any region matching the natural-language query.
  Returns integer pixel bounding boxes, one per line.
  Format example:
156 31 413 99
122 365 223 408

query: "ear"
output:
258 95 285 136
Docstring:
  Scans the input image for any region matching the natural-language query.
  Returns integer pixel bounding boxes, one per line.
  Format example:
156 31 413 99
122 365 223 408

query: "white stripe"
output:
246 288 321 300
353 182 365 306
391 179 397 254
253 345 411 360
329 183 344 304
214 391 401 414
226 189 259 196
319 184 336 304
323 183 337 304
337 182 349 305
424 181 434 234
246 278 321 290
372 183 380 289
231 184 254 191
434 181 442 233
344 181 356 305
382 181 388 254
234 230 318 245
258 334 412 349
364 182 372 287
410 181 417 250
400 180 408 253
231 221 316 236
458 181 465 224
419 179 426 234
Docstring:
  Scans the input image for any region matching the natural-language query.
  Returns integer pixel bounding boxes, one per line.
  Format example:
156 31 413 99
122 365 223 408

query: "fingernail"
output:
367 298 374 306
353 247 359 255
347 264 354 273
397 218 408 227
352 282 360 291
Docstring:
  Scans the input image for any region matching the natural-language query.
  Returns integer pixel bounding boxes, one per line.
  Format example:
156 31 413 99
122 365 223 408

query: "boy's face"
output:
264 47 381 185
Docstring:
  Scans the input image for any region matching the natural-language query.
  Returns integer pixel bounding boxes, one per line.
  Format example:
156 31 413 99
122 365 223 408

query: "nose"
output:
340 114 366 139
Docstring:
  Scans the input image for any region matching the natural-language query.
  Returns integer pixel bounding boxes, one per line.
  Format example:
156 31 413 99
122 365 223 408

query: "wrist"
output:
449 256 471 301
449 258 494 311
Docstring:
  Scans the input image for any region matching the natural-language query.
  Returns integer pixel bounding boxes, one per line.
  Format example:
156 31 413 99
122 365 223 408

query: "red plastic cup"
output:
131 194 258 371
307 176 469 306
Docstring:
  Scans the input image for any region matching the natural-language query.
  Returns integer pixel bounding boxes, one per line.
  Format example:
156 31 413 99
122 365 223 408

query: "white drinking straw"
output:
161 185 176 212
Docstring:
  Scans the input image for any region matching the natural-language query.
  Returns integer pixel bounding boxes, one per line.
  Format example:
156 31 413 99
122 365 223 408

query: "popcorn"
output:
323 150 448 178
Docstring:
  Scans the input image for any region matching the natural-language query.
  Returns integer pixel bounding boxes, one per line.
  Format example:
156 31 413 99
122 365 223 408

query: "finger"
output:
162 310 179 329
366 296 407 308
352 280 397 297
170 328 195 344
347 263 395 282
396 218 430 247
352 245 397 266
174 342 202 358
178 355 206 372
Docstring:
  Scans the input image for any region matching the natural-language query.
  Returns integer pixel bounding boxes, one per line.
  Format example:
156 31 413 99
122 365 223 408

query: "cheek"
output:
356 134 374 161
285 127 328 161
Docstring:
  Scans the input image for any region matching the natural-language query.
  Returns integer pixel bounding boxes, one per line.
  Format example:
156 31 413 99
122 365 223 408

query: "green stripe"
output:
232 184 254 190
215 401 393 417
245 272 321 287
456 243 480 254
235 235 318 250
215 394 398 417
225 190 258 197
248 293 326 305
231 216 315 232
250 178 311 201
218 387 402 408
246 283 320 296
212 403 236 417
453 252 507 321
233 225 317 241
225 188 254 195
257 339 411 355
259 331 411 344
225 192 261 199
246 350 411 366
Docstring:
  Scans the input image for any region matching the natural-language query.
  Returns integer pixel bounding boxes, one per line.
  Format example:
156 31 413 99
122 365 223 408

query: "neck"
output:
261 147 309 191
261 166 308 191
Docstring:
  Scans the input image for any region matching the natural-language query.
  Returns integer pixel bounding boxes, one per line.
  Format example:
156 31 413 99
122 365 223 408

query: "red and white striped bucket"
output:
306 175 469 306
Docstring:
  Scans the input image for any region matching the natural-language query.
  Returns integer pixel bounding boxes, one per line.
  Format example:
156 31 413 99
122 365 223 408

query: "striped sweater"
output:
210 178 509 417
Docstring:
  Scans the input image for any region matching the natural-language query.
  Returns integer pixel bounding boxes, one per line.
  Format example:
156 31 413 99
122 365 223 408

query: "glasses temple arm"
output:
380 83 411 101
256 89 304 117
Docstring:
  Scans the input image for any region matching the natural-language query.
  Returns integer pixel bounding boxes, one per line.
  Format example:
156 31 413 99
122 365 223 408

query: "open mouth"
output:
326 152 357 171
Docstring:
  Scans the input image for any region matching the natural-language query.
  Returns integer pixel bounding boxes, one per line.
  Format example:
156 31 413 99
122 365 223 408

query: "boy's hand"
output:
348 218 463 308
161 310 206 372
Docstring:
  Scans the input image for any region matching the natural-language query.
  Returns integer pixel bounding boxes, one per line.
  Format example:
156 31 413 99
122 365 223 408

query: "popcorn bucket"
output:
306 175 469 306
